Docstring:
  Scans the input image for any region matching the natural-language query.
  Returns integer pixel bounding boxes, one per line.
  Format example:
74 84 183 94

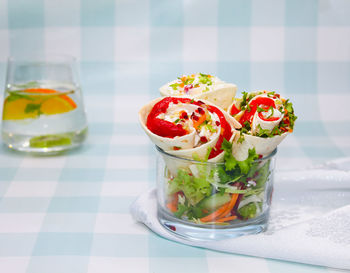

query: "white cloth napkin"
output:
130 158 350 270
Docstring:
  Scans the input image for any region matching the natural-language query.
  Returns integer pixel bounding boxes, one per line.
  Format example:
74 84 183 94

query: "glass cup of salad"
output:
1 55 88 154
156 146 276 240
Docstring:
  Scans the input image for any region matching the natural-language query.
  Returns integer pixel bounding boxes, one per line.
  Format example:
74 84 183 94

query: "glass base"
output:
2 127 88 154
158 207 269 241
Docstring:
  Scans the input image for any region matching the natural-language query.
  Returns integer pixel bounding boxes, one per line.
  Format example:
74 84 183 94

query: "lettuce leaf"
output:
221 139 259 174
170 169 212 205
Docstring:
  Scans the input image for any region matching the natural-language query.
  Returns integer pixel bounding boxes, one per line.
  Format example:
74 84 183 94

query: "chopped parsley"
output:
267 91 275 97
169 82 180 90
257 106 265 113
237 122 251 143
240 92 248 109
266 106 274 119
271 126 283 136
243 121 251 131
283 99 297 129
255 125 273 138
198 73 213 85
206 123 216 133
255 124 283 138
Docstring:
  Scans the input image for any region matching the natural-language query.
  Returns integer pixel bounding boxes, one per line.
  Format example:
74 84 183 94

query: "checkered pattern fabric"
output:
0 0 349 272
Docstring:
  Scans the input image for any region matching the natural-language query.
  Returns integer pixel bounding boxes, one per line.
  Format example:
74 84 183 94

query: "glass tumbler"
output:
156 146 277 240
1 55 88 153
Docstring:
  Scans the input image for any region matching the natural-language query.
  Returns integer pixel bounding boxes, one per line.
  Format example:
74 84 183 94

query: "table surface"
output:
1 0 350 272
0 100 348 273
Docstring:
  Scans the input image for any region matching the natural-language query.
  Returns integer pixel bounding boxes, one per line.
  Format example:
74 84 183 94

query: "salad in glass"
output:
157 140 275 226
139 80 296 238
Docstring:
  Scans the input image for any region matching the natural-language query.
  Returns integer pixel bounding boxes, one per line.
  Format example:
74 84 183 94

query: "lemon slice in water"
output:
2 88 77 120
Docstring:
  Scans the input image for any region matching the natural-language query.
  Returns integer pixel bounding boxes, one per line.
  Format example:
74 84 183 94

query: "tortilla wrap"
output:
161 126 238 176
159 74 237 110
139 97 241 164
232 133 288 161
139 97 196 151
227 91 294 160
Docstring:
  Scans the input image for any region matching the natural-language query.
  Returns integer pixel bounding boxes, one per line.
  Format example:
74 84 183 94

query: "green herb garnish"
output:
221 139 259 174
24 103 42 114
266 106 274 119
267 91 275 97
283 99 297 129
170 83 180 90
198 73 213 86
206 123 216 133
241 92 248 108
257 106 265 113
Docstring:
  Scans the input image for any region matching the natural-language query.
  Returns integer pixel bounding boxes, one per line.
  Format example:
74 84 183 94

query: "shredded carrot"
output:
218 193 239 219
166 194 179 213
200 193 240 223
200 202 230 222
216 215 237 223
167 202 177 212
193 113 207 129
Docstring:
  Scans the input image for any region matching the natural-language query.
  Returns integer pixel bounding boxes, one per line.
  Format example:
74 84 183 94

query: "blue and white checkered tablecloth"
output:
0 0 349 272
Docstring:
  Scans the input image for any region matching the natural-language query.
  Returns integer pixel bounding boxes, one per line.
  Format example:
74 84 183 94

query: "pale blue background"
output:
0 0 349 272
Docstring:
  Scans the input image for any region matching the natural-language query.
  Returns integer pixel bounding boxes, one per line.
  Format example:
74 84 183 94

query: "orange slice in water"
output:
2 88 77 120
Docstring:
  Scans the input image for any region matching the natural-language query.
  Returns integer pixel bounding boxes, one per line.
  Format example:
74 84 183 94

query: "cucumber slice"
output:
30 134 72 148
199 193 231 211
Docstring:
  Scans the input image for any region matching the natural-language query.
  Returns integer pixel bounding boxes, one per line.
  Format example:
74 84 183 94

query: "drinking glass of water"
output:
1 55 88 154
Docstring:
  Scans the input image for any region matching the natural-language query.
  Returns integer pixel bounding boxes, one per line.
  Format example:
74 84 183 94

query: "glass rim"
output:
7 54 77 63
156 145 277 165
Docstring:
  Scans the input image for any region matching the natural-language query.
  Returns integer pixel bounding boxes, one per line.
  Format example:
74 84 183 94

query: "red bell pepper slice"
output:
146 97 203 138
230 104 240 116
239 97 276 126
207 105 232 159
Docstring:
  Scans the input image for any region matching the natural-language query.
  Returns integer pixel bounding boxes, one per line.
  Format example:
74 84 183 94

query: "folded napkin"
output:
130 158 350 270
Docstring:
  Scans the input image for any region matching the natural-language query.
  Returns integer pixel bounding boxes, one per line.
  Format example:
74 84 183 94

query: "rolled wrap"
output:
159 73 237 110
228 90 296 161
139 97 241 163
